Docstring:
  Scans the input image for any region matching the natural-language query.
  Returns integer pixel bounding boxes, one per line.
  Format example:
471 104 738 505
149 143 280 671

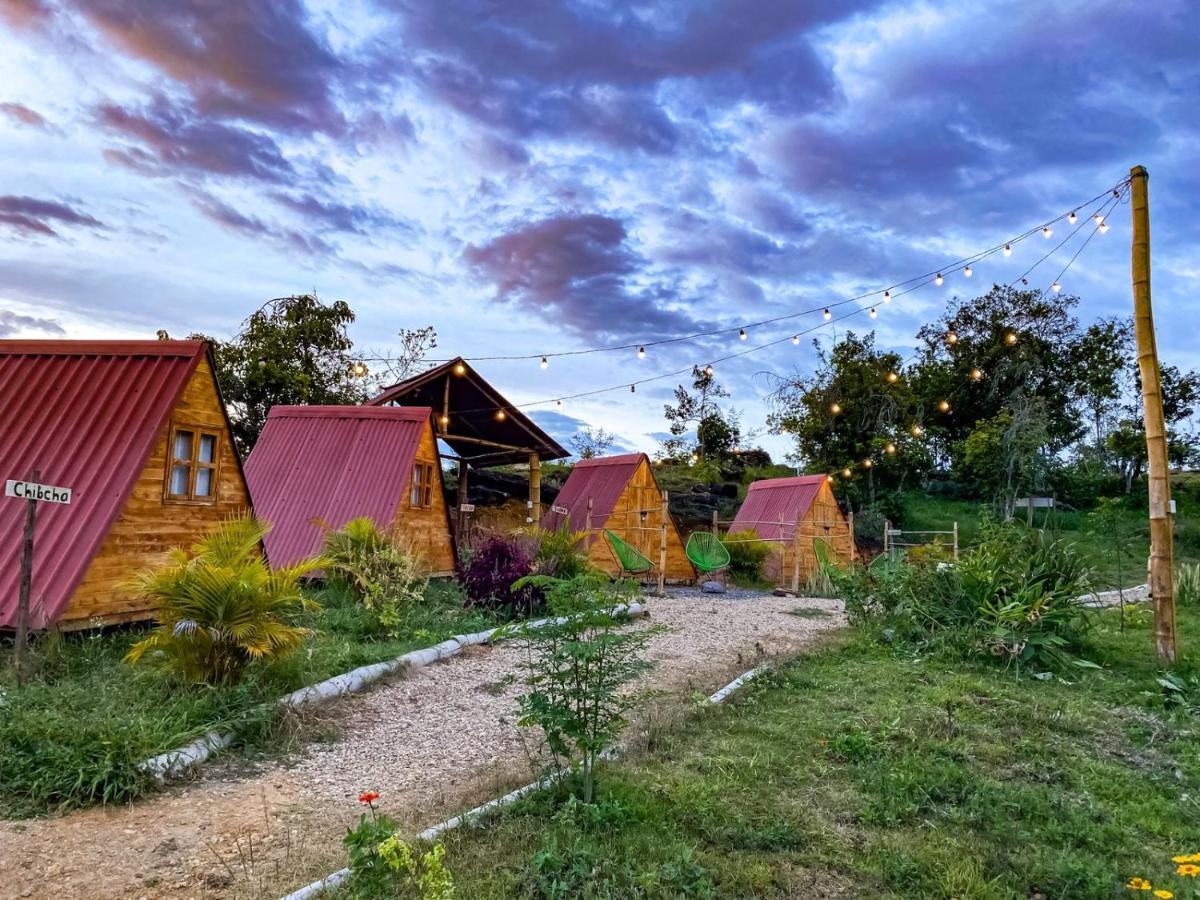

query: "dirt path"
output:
0 591 843 899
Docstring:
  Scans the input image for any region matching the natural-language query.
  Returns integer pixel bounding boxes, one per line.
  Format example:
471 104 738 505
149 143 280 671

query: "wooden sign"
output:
6 479 71 505
551 504 569 515
459 503 476 512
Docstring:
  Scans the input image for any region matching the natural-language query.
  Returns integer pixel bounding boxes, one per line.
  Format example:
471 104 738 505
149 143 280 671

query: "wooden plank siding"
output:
60 357 249 627
584 458 693 582
391 420 456 576
771 481 853 586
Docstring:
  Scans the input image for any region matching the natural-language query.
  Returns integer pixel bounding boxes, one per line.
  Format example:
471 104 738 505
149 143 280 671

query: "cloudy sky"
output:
1 0 1197 459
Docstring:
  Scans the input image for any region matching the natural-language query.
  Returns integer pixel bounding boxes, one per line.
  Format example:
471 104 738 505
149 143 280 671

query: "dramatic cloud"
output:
0 101 49 129
464 212 704 340
0 308 65 337
0 195 103 238
96 96 296 183
269 192 418 238
186 188 335 258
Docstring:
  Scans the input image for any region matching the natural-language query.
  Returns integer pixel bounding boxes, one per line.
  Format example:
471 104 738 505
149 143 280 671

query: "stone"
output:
701 580 726 594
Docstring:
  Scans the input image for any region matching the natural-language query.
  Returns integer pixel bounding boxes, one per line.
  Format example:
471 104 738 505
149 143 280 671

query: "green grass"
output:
343 603 1200 899
0 581 499 818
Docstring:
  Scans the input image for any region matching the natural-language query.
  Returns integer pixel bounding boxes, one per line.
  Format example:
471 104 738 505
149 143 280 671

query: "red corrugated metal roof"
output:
244 405 436 568
541 453 647 533
0 340 206 628
729 475 829 542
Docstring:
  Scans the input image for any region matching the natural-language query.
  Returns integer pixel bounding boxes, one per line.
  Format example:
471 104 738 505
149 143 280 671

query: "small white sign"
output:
459 503 476 512
6 479 72 505
551 504 569 515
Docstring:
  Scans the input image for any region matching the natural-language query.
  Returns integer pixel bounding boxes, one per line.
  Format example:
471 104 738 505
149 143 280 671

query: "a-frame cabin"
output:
0 340 250 629
728 474 853 585
541 453 693 582
244 406 456 575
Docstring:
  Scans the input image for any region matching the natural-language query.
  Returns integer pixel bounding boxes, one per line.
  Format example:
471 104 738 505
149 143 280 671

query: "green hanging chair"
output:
604 529 654 577
686 531 731 577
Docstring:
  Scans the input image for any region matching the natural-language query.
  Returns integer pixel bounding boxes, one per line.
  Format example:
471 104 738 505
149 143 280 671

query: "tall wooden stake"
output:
1130 164 1176 665
657 491 668 597
528 453 541 525
15 468 40 686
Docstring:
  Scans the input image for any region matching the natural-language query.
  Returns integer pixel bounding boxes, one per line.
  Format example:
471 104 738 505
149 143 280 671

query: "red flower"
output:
358 791 380 805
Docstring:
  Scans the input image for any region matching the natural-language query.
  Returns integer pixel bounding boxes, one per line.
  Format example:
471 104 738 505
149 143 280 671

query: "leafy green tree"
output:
193 294 366 452
662 365 740 464
1110 364 1200 491
961 401 1051 516
570 426 617 460
1070 318 1132 454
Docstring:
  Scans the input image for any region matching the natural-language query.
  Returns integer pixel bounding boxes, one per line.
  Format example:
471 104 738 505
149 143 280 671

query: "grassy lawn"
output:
0 581 500 818
348 603 1200 899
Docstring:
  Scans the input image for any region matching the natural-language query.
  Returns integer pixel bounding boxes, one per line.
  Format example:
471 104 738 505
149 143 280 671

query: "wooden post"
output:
456 460 470 544
657 491 668 597
15 468 40 686
952 521 959 560
847 510 855 562
791 513 801 594
528 453 541 525
711 509 719 537
1130 164 1176 664
585 497 593 539
883 519 890 557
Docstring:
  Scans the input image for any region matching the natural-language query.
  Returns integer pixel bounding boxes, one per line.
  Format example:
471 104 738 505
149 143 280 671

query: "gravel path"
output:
0 590 843 900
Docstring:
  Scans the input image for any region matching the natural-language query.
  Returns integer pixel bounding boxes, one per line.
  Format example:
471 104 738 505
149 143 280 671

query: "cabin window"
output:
411 461 435 508
165 424 221 503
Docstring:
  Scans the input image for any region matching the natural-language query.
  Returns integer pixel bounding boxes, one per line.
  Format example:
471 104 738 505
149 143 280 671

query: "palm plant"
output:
125 515 322 685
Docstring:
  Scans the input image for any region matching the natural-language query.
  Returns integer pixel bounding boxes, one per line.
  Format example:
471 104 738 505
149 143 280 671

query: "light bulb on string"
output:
1003 244 1012 257
1051 281 1062 293
863 459 873 469
886 371 899 383
638 346 646 360
1005 331 1018 345
842 468 852 479
885 442 897 455
351 361 368 378
911 424 925 437
555 399 563 409
830 402 842 415
1093 213 1104 224
937 399 951 412
540 356 548 370
1099 221 1110 234
738 328 747 341
935 273 944 286
792 335 800 345
964 265 973 278
1042 225 1052 238
869 307 878 319
1068 210 1078 224
630 384 636 393
826 474 835 483
1021 277 1029 286
495 409 507 421
823 308 832 321
970 367 984 381
439 414 449 427
883 290 892 303
704 363 714 377
454 362 466 376
946 331 958 345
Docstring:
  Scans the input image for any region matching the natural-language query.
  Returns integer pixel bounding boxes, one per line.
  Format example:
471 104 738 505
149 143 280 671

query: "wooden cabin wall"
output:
61 357 250 627
390 422 456 576
783 481 853 586
585 460 693 582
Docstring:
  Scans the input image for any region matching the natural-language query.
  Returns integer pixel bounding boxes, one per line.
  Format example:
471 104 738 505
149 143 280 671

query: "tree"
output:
960 400 1051 517
366 325 438 386
195 294 366 452
1111 363 1200 491
570 426 617 460
1070 318 1132 454
768 332 930 496
661 365 740 464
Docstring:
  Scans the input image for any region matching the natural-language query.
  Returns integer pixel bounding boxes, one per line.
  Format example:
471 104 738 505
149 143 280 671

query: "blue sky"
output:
1 0 1197 459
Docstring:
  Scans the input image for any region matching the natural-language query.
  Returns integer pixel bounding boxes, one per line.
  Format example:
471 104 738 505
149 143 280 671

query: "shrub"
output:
1178 563 1200 607
514 574 658 804
721 530 772 583
459 533 539 616
345 793 454 899
518 522 593 581
320 517 429 637
124 516 321 685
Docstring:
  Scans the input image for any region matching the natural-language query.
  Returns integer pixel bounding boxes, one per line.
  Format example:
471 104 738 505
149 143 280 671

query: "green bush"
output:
519 521 593 580
721 530 772 583
125 516 322 685
320 517 430 637
1178 563 1200 607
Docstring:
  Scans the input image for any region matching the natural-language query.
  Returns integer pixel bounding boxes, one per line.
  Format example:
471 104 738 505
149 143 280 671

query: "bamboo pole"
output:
528 453 541 525
1130 164 1177 665
658 491 668 597
952 521 959 561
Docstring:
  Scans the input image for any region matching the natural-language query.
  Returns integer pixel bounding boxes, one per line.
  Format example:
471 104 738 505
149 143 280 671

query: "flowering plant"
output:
1126 851 1200 898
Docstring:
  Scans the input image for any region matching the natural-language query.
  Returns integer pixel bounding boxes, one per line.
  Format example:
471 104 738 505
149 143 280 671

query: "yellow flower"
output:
1172 854 1200 864
1127 877 1151 891
1178 864 1200 877
1152 890 1172 899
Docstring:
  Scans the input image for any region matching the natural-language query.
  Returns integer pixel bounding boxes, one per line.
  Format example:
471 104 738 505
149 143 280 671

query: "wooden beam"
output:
528 453 541 524
440 433 537 453
1130 164 1176 664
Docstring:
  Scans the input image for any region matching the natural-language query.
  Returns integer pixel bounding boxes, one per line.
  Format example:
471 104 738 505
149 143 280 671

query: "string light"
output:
1005 331 1018 345
863 459 873 469
1051 281 1062 293
792 335 800 345
830 402 842 415
1092 212 1104 224
1068 210 1078 224
704 363 714 376
630 384 636 393
495 409 507 421
886 371 899 383
935 273 944 286
689 454 699 465
454 362 466 376
842 468 852 478
885 442 897 455
911 424 925 437
883 290 892 303
1042 225 1053 238
823 308 832 321
1003 243 1012 257
946 331 959 345
1099 220 1110 234
638 346 646 359
540 356 548 369
869 307 878 319
826 474 835 483
555 399 563 409
439 413 449 426
970 367 984 381
351 361 369 378
739 328 748 341
937 399 951 412
963 265 973 278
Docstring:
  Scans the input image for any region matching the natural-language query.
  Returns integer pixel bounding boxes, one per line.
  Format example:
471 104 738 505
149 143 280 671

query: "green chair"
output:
604 529 654 578
686 531 731 582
